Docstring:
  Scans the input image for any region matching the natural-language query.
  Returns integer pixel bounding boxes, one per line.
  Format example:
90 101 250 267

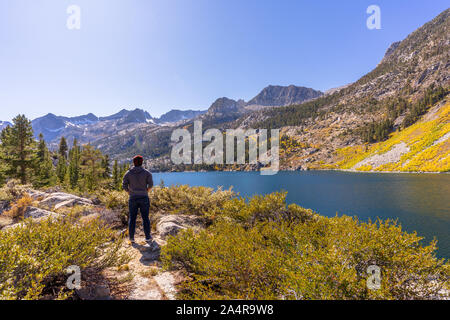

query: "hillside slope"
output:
335 99 450 172
250 8 450 172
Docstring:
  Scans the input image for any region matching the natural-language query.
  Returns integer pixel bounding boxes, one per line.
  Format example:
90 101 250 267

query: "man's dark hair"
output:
133 155 144 167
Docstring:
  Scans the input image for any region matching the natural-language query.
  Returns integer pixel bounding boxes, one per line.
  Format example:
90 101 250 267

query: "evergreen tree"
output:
56 154 67 184
68 139 81 189
112 159 121 190
102 154 111 178
80 144 104 191
34 133 55 187
37 133 46 162
0 115 37 184
59 137 68 159
120 162 129 177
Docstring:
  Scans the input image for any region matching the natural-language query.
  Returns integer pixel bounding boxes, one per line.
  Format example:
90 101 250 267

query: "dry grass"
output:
2 195 33 221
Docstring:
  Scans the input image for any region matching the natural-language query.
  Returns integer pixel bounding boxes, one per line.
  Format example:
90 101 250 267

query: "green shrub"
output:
161 192 449 300
150 185 235 217
97 185 235 219
219 192 315 227
0 215 128 300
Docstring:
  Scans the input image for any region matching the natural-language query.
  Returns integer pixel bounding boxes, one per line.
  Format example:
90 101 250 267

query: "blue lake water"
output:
154 171 450 258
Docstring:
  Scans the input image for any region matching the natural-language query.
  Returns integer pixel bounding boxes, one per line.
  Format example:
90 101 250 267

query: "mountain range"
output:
1 8 448 173
0 84 322 147
95 8 449 171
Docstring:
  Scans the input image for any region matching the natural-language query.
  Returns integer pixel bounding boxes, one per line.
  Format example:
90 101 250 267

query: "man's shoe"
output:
128 239 136 245
145 239 159 251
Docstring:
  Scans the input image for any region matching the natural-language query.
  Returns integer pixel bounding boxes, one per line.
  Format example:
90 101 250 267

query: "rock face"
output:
247 85 323 107
116 109 154 125
353 142 410 170
381 41 401 62
24 206 59 219
156 109 206 124
155 214 204 239
207 97 245 116
39 193 93 210
31 113 99 142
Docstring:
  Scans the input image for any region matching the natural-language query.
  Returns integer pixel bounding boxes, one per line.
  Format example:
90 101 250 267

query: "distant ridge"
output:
156 109 206 124
246 85 323 107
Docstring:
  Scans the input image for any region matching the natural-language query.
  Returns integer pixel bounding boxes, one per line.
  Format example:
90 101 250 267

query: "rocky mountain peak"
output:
246 85 323 107
382 41 401 61
207 97 243 115
117 108 153 125
156 109 206 124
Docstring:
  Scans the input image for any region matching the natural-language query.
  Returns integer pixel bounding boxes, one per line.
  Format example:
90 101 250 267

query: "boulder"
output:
24 206 59 219
155 214 204 239
80 208 123 229
26 189 47 200
3 210 62 230
39 193 93 209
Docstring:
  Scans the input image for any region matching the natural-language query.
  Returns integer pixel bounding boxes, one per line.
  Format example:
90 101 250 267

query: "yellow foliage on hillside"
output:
336 100 450 172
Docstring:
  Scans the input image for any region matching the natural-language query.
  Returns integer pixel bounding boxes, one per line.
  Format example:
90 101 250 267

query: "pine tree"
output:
112 159 120 190
102 154 111 178
59 137 68 159
0 115 37 184
68 139 80 189
0 149 7 186
80 144 104 191
120 163 129 177
34 133 55 187
37 133 46 162
56 154 67 184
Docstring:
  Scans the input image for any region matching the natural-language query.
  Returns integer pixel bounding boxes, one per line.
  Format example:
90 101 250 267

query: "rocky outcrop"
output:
381 41 401 62
207 97 245 116
155 214 205 239
353 142 410 170
24 206 59 219
247 85 323 107
156 109 206 124
39 192 93 210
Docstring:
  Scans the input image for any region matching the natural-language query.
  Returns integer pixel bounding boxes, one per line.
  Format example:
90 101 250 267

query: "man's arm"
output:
122 172 130 193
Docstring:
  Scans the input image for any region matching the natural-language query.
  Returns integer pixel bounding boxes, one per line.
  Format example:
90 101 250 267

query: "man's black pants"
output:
128 195 151 240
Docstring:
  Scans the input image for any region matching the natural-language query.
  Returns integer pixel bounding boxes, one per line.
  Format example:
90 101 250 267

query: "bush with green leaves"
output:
0 215 128 300
161 192 449 300
98 185 235 220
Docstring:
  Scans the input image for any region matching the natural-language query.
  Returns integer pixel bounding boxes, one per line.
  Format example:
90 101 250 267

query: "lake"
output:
154 171 450 258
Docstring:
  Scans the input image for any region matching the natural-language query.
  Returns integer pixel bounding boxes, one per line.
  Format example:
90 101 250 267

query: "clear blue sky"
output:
0 0 448 121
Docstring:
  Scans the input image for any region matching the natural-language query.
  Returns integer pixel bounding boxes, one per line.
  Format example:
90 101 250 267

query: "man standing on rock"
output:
122 155 157 249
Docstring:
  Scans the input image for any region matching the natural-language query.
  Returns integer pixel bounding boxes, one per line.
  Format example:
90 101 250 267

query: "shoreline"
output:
151 168 450 175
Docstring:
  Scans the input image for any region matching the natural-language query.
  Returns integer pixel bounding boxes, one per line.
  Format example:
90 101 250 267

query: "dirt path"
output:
104 233 180 300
